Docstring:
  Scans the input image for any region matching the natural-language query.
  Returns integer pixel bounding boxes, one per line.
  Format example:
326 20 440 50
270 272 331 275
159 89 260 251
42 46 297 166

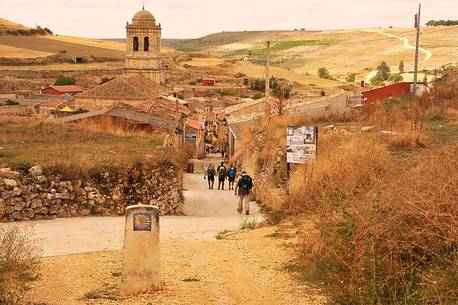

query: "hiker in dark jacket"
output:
217 161 227 190
234 171 253 215
204 164 215 189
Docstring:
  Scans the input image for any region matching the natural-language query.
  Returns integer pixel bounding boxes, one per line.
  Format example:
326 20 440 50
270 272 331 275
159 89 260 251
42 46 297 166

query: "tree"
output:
318 67 331 79
376 61 391 81
346 73 356 82
399 60 405 73
388 73 404 83
54 74 76 86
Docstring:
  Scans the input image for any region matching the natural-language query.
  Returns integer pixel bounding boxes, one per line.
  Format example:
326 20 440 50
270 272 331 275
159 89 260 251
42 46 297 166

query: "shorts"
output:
208 176 214 182
228 177 235 182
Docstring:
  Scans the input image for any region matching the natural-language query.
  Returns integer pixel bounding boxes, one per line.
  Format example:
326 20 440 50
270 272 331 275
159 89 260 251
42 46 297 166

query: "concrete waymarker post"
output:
120 204 161 296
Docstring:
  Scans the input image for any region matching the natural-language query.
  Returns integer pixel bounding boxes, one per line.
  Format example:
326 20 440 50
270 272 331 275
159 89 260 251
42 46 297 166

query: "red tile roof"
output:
50 85 83 93
40 99 67 108
185 118 202 130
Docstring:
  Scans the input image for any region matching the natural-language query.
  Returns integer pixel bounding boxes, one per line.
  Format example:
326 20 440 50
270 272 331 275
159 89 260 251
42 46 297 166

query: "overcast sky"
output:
1 0 456 38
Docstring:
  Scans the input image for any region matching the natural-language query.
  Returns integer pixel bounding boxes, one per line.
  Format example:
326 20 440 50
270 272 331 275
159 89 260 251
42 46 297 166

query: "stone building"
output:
123 7 166 84
75 75 168 110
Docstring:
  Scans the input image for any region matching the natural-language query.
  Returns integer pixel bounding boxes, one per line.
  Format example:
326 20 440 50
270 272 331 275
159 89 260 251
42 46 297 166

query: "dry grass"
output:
0 45 52 58
0 36 125 59
285 133 389 214
298 144 458 304
238 70 458 304
0 226 41 305
0 118 164 172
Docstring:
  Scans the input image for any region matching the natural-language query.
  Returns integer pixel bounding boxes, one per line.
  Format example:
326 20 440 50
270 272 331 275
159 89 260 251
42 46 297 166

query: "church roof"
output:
76 75 169 101
132 9 156 26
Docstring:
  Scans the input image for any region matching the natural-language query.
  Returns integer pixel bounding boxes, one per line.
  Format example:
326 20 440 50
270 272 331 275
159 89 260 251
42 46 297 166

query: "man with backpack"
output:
235 171 253 215
203 163 215 189
217 161 227 190
227 163 237 190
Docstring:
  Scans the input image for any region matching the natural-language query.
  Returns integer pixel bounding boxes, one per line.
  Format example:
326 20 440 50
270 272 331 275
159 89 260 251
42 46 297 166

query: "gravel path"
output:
0 173 262 256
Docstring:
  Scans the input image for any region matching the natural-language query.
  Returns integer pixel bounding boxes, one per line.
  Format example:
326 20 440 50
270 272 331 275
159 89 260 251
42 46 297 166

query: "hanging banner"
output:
286 126 317 164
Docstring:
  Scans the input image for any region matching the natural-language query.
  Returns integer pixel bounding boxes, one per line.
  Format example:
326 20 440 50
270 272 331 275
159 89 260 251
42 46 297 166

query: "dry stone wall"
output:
0 164 184 222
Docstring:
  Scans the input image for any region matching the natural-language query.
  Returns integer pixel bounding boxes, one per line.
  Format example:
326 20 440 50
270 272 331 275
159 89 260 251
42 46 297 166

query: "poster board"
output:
286 126 317 164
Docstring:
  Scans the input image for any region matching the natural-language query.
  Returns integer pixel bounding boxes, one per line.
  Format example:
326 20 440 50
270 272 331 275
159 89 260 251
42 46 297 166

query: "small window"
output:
144 37 149 52
133 36 139 52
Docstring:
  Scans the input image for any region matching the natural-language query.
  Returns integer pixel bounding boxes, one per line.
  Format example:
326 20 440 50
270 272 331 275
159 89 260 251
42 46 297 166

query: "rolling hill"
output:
0 17 126 59
0 17 29 31
165 27 458 80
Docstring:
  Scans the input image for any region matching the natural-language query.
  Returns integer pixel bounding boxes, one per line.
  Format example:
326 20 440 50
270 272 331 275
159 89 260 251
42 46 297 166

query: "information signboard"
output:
286 126 317 164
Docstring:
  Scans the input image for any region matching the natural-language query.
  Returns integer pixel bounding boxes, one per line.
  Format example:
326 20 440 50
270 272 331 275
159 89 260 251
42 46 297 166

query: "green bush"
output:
345 72 356 82
318 67 332 79
388 73 404 83
54 74 76 86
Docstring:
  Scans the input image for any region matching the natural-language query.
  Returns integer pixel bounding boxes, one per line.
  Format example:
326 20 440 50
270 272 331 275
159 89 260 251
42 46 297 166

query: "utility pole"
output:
288 82 293 107
265 41 271 98
413 3 421 96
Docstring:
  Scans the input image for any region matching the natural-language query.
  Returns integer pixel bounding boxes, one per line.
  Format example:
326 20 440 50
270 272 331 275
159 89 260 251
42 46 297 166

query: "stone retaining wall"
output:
0 164 184 222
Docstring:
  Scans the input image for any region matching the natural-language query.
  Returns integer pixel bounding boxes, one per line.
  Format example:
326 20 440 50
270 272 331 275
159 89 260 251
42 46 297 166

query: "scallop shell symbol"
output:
134 213 152 230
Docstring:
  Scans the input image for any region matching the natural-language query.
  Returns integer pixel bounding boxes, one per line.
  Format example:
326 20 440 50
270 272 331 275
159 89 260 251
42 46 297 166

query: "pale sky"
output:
1 0 457 38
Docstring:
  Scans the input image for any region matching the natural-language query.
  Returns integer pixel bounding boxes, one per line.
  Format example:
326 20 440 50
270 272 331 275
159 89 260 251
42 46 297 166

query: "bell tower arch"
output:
124 8 165 84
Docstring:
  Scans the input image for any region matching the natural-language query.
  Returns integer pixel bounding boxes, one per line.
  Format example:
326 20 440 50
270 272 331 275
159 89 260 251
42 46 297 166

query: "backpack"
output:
228 167 236 179
207 167 215 178
239 175 253 193
218 166 226 178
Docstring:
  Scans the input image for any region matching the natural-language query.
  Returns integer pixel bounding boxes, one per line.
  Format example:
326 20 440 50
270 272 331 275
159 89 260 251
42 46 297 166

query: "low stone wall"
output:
0 164 184 222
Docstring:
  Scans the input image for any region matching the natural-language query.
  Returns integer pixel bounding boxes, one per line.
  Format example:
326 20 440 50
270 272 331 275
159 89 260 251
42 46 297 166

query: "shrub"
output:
399 60 405 73
283 133 390 214
0 226 41 305
388 73 403 83
318 67 332 79
299 145 458 304
5 99 19 106
54 74 76 86
345 72 356 82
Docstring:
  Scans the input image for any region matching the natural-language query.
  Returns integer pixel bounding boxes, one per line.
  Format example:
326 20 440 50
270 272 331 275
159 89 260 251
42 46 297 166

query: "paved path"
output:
0 173 261 256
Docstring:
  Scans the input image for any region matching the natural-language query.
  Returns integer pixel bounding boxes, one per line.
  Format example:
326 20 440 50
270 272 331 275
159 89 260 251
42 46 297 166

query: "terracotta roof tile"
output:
50 85 83 93
77 75 169 100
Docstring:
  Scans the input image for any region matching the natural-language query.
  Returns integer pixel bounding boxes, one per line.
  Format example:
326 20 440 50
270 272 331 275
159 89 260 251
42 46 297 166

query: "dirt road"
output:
0 173 262 256
365 30 433 83
2 173 325 304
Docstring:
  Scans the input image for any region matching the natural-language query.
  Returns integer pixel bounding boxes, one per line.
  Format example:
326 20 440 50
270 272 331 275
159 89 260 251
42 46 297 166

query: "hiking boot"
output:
245 211 250 215
237 208 242 214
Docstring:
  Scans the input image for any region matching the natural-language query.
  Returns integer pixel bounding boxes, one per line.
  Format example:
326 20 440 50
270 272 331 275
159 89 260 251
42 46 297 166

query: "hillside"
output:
165 27 458 80
0 17 29 31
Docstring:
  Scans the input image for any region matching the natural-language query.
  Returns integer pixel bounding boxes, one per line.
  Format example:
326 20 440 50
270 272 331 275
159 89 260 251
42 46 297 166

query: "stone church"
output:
75 8 169 110
123 7 165 84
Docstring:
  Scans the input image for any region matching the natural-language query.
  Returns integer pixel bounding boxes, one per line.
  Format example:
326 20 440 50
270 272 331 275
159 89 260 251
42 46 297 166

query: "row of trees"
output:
250 77 291 99
426 20 458 26
0 26 53 36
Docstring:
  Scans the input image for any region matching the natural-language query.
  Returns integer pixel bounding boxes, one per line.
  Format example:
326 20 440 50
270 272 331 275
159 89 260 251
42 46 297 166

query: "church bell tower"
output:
124 7 165 84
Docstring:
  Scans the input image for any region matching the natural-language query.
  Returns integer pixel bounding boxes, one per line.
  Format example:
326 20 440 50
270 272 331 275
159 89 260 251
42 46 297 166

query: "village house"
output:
75 75 169 111
37 99 74 113
40 85 83 96
184 118 205 159
349 82 429 105
61 103 184 135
